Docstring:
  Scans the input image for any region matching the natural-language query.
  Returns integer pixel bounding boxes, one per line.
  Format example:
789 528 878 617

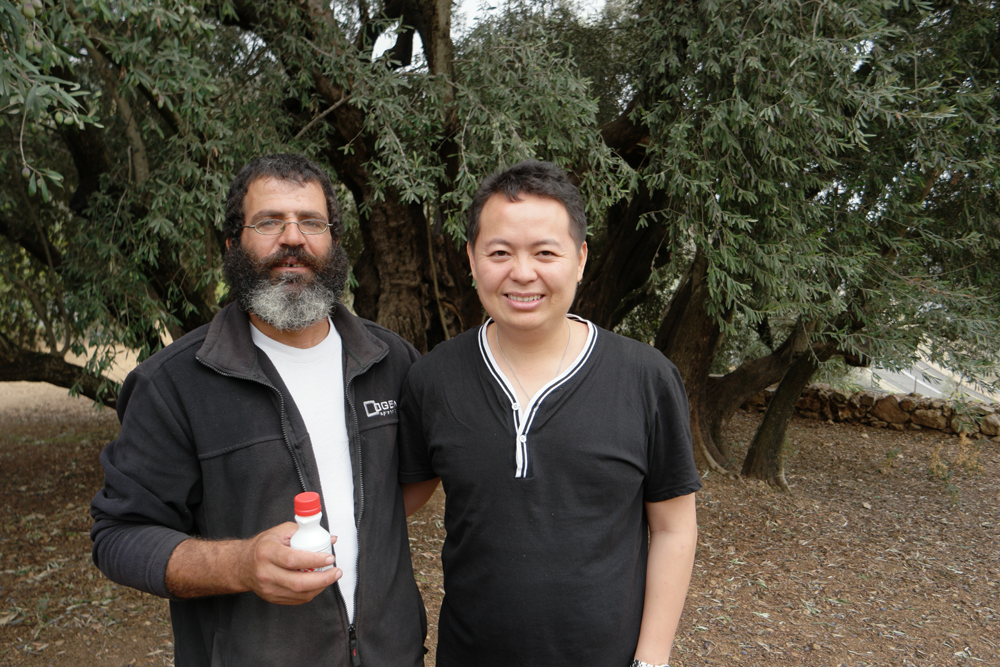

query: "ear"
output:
466 241 478 283
225 237 232 251
576 241 588 282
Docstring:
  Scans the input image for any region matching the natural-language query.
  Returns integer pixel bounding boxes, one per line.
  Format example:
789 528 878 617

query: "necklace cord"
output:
495 319 572 403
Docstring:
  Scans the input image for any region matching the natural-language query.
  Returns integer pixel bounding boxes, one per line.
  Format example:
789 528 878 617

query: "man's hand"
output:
238 522 341 604
165 522 342 605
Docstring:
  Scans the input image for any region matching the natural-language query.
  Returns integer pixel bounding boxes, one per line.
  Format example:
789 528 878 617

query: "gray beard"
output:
223 242 349 332
245 276 339 332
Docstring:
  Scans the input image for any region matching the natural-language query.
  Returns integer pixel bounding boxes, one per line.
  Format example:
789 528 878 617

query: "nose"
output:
277 220 307 246
509 255 536 283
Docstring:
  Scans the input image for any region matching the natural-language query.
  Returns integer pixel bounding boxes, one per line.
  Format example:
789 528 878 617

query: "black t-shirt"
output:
399 319 701 667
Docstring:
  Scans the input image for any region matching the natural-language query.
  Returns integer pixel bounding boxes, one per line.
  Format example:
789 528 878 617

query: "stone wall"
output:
743 383 1000 440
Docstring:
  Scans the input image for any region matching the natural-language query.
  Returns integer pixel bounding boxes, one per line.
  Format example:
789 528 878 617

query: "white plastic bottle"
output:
290 491 334 572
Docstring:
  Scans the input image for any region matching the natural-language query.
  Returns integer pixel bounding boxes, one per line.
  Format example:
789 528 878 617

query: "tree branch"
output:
293 92 350 140
0 215 63 270
0 345 118 409
86 47 150 184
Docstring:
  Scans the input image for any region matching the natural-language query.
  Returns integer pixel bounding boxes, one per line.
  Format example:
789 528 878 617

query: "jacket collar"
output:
196 302 388 380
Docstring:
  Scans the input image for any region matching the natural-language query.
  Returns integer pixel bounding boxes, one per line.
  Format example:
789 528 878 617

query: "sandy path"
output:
0 381 115 425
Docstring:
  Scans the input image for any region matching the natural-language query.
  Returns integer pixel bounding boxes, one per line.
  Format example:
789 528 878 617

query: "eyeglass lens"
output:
252 219 328 235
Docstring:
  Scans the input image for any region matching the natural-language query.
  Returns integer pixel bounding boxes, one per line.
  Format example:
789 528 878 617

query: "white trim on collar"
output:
478 316 598 478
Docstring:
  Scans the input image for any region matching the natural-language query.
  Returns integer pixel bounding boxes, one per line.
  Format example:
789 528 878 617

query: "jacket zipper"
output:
339 344 388 667
199 339 388 667
348 624 362 666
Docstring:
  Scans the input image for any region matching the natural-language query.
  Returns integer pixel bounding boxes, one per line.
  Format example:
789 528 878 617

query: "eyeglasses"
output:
243 219 331 235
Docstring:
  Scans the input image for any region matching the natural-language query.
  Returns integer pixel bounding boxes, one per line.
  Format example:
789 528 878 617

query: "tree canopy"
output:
2 0 998 481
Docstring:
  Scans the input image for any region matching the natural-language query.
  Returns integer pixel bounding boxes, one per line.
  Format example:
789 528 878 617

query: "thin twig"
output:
294 94 350 140
0 266 59 352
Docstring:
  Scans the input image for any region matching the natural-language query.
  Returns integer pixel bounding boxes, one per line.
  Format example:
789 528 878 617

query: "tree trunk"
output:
653 250 823 475
742 343 835 489
654 248 734 473
573 183 670 330
705 322 811 457
226 0 478 351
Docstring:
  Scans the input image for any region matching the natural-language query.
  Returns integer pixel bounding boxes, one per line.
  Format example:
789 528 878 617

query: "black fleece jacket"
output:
91 303 426 666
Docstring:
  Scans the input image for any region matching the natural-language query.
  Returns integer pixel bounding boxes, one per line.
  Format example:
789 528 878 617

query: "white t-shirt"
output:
251 319 357 622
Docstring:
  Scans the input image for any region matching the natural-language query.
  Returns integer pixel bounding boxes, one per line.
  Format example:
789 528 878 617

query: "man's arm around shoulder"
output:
401 478 440 517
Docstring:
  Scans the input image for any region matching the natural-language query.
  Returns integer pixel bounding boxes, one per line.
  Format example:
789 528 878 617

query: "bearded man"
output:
91 154 426 667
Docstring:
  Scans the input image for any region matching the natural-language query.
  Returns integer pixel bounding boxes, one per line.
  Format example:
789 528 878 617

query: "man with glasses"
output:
91 154 426 666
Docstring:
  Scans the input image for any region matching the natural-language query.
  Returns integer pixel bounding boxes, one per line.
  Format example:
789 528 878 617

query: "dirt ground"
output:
1 381 997 666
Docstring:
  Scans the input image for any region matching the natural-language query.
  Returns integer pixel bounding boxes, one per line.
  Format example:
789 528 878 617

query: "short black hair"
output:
467 160 587 248
223 153 342 244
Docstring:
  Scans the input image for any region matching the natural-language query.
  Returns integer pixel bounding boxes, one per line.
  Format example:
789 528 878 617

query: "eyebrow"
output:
249 209 327 222
481 237 563 248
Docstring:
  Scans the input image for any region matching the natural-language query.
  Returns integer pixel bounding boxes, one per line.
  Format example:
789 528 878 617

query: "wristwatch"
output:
630 660 669 667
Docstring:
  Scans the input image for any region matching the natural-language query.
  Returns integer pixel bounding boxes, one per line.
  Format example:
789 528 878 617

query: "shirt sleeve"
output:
644 357 702 502
90 369 198 600
397 367 437 484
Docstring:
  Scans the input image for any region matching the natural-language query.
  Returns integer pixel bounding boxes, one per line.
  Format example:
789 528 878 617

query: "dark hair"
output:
467 160 587 248
223 153 342 244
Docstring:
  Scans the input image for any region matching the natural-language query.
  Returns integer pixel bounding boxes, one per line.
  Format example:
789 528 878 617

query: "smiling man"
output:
91 154 426 666
399 160 701 667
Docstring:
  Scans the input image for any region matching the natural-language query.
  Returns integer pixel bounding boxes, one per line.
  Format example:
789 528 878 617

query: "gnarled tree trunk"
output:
742 343 835 489
705 321 811 459
226 0 478 352
654 249 733 473
653 250 819 474
573 183 670 330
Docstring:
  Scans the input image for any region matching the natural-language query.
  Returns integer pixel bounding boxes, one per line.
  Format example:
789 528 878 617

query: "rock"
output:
745 392 766 410
970 403 992 416
950 414 978 435
758 384 1000 436
889 423 906 431
858 392 878 407
912 408 948 430
836 404 862 421
871 395 909 424
797 393 822 412
927 399 951 417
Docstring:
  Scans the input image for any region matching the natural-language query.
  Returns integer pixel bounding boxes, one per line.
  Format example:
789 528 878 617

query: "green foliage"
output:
1 0 99 194
347 6 634 242
623 0 1000 393
444 11 633 239
1 0 304 391
0 0 997 408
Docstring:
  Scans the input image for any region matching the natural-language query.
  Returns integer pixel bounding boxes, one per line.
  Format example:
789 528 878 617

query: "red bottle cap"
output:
294 492 322 517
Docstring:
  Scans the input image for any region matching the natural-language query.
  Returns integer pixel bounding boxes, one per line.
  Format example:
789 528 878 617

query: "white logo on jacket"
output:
364 399 397 417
